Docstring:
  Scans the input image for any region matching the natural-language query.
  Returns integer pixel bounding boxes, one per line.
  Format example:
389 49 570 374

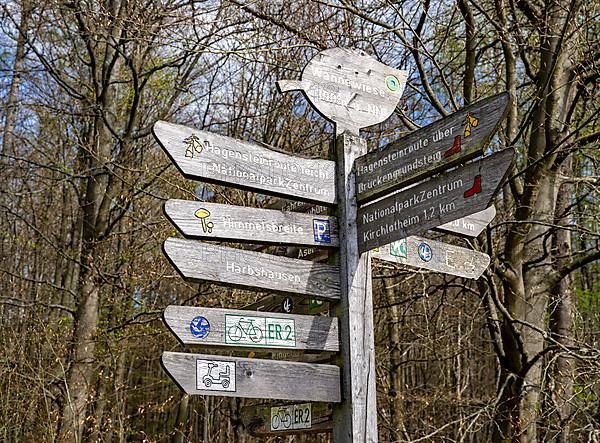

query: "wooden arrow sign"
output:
153 121 336 204
435 205 496 237
163 238 341 300
371 236 490 279
161 352 341 402
164 200 339 247
355 93 509 204
241 402 333 436
357 148 514 253
163 306 339 352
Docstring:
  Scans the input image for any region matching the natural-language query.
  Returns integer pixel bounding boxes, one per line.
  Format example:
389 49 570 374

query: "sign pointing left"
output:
163 305 339 352
153 121 336 204
163 238 341 300
161 352 341 402
164 199 339 247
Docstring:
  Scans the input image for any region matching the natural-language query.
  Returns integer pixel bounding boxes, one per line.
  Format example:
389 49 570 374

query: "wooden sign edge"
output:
152 122 337 206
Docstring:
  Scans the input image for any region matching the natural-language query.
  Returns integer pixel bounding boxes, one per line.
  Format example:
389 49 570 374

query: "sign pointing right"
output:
357 148 514 253
435 205 496 237
355 93 509 204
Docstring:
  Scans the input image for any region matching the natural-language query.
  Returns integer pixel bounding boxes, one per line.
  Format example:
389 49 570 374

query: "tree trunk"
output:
2 1 31 158
58 268 100 442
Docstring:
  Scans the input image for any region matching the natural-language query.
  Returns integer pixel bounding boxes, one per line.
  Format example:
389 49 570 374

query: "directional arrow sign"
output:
161 352 341 402
355 93 509 204
357 148 514 253
434 205 496 237
371 236 490 279
241 402 333 436
164 200 339 247
163 238 341 300
153 121 336 204
163 306 339 352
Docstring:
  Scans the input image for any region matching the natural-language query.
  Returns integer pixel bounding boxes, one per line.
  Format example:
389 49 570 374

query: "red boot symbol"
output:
464 175 482 198
443 135 462 158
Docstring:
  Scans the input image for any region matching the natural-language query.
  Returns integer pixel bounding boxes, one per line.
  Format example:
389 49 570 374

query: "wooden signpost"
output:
156 46 510 443
163 238 341 300
358 148 514 253
164 199 339 247
278 49 410 441
371 236 490 279
435 205 496 237
354 93 509 204
161 352 341 402
241 402 333 436
163 305 339 352
153 121 337 205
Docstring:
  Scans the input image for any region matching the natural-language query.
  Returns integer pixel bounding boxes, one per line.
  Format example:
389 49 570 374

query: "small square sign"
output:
313 219 331 243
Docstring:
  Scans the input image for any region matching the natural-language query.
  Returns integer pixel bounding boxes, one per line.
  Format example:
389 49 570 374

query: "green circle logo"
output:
386 75 400 92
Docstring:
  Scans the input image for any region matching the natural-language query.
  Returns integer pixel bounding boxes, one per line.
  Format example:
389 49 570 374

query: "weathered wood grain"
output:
435 205 496 237
267 199 329 215
163 238 341 300
153 121 336 204
355 93 509 203
357 148 514 253
333 133 377 442
241 402 333 436
277 48 407 134
164 199 339 247
371 236 490 279
243 294 330 316
163 305 339 352
161 352 341 402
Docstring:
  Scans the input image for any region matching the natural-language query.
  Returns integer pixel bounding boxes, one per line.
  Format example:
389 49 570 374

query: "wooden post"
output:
333 131 377 442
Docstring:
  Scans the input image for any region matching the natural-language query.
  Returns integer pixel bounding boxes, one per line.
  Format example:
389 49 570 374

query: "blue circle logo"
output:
418 243 433 262
190 316 210 339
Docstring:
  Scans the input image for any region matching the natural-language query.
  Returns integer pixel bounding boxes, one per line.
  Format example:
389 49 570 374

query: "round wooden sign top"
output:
278 48 407 134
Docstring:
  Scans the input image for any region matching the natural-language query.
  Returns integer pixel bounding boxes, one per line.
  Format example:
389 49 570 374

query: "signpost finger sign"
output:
357 148 514 253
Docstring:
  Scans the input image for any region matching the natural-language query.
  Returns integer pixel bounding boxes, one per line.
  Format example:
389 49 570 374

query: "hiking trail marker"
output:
435 205 496 237
163 238 341 300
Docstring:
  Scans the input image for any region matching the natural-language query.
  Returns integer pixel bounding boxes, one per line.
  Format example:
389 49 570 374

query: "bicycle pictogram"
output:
227 317 264 343
271 406 292 430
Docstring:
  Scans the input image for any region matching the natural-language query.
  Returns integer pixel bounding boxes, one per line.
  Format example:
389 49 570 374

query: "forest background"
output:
0 0 598 442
